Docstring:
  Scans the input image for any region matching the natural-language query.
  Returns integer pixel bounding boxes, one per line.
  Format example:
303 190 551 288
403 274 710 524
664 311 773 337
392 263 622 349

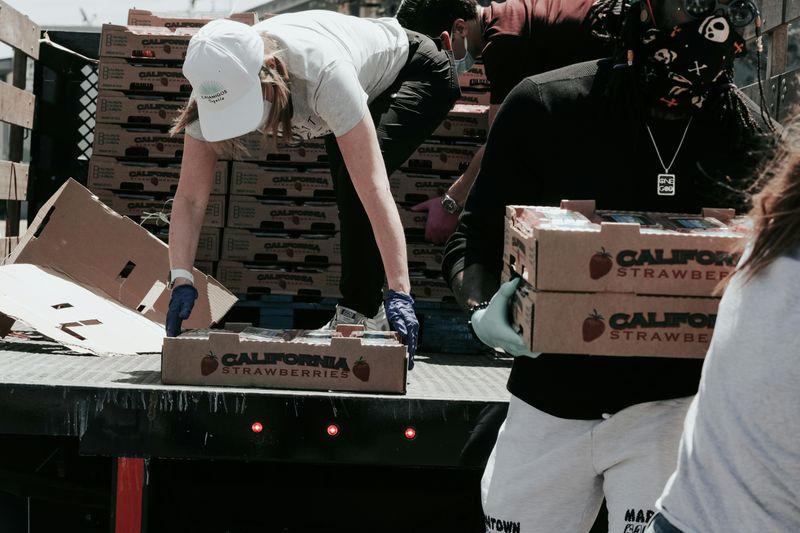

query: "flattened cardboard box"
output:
99 24 197 60
456 90 491 106
94 190 226 228
96 91 186 127
222 229 341 264
390 172 454 204
504 201 747 297
228 196 339 232
433 104 490 139
162 326 408 394
240 134 329 164
88 156 228 195
128 8 257 28
93 123 184 159
1 179 236 335
403 142 479 173
98 57 190 94
511 282 719 358
217 262 341 297
230 163 334 199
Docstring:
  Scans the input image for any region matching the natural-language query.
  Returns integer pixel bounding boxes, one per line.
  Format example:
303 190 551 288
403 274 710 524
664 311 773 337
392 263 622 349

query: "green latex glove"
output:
471 277 541 358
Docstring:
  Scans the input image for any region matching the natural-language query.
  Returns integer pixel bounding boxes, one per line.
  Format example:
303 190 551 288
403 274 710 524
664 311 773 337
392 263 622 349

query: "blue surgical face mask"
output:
454 35 476 76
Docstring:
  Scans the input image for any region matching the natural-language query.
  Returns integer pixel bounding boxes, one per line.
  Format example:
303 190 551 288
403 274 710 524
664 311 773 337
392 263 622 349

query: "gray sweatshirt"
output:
656 244 800 532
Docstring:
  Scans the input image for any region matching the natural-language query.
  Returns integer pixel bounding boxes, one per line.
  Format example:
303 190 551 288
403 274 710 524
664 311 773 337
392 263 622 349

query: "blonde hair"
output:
170 35 293 157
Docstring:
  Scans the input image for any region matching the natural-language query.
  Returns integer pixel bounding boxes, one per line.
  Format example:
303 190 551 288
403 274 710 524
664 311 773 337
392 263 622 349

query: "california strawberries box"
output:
402 142 479 173
127 8 257 28
504 200 748 297
389 172 454 205
94 190 226 228
99 24 197 60
222 229 340 264
88 156 228 195
98 57 190 94
216 262 341 297
93 124 184 159
432 104 490 139
230 163 334 199
161 325 408 394
227 197 339 231
95 91 186 127
511 280 718 358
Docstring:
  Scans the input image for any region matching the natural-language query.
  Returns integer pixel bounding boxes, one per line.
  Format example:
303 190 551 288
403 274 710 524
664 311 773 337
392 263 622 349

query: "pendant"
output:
657 173 676 196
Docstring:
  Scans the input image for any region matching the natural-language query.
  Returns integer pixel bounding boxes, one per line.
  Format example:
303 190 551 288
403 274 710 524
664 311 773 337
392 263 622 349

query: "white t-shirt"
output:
186 10 409 141
656 244 800 532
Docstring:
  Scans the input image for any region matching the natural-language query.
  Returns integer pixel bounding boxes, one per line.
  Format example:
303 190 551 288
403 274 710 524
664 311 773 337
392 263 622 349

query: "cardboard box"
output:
227 197 339 232
98 57 190 94
194 260 216 276
402 142 479 173
230 163 334 199
389 172 454 204
458 62 489 90
93 123 185 159
433 104 490 139
399 207 427 235
96 91 187 127
410 274 454 303
88 156 228 194
217 262 342 298
128 8 257 28
99 24 197 60
511 281 719 358
239 134 329 164
504 201 746 297
407 242 445 272
456 89 491 107
1 179 236 344
156 227 220 261
161 325 408 394
94 190 226 228
222 229 341 264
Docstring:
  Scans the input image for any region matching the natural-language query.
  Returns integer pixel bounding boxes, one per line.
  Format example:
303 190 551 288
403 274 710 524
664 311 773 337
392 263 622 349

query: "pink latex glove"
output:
411 197 459 244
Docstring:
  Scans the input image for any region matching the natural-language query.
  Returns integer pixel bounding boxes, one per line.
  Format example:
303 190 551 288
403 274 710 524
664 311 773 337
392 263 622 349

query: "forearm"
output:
449 263 501 310
360 182 411 293
448 144 486 205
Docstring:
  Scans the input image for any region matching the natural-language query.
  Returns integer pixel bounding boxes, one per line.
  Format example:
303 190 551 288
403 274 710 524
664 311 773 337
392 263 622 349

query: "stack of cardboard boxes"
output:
504 200 749 358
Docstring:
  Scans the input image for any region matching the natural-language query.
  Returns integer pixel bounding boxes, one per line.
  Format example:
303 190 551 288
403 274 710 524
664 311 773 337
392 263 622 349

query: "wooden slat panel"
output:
0 236 20 258
778 69 800 121
0 161 28 201
0 0 39 59
0 81 34 129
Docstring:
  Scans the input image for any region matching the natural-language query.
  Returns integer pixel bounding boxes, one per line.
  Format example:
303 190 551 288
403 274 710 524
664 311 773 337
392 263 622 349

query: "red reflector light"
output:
326 424 340 437
251 422 263 433
404 427 417 440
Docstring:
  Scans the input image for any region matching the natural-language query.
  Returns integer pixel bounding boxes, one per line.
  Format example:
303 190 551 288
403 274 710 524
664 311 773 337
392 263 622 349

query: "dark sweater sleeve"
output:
442 76 549 285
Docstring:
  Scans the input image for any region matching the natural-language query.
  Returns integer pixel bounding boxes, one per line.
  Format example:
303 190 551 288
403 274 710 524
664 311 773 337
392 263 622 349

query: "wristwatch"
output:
167 268 195 289
441 193 462 215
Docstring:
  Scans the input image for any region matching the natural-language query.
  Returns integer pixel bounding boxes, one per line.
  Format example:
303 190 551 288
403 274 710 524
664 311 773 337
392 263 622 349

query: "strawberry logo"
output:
200 351 219 376
582 310 605 342
589 247 613 279
352 358 370 382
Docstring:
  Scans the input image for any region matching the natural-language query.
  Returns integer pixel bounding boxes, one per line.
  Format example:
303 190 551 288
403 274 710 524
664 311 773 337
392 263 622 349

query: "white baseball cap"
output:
183 19 265 142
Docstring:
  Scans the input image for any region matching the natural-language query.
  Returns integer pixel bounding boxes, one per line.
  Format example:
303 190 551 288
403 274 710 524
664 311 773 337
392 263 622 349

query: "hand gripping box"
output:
161 325 408 394
0 179 236 354
227 197 339 232
504 200 748 297
95 91 186 127
99 24 197 60
432 104 490 139
98 57 190 94
511 281 719 359
216 262 342 298
88 156 228 195
94 190 226 228
230 163 334 199
93 124 184 159
221 229 341 264
402 142 479 173
127 8 257 28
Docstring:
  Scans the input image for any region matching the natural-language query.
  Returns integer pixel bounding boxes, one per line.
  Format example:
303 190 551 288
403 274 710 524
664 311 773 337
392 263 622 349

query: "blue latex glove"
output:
385 290 419 370
470 277 540 357
166 284 198 337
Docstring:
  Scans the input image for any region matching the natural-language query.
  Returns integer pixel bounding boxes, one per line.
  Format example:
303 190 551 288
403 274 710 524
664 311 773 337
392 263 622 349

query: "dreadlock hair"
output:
170 35 293 159
394 0 478 38
600 0 779 211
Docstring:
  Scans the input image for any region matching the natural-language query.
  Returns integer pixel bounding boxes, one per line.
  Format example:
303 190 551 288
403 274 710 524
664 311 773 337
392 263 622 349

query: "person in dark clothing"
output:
396 0 624 243
441 0 778 530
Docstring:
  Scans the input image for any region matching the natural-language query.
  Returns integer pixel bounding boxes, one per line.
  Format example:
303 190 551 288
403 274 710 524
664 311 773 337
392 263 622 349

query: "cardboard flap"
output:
0 264 164 355
599 222 643 238
702 207 736 224
560 199 596 217
5 179 237 329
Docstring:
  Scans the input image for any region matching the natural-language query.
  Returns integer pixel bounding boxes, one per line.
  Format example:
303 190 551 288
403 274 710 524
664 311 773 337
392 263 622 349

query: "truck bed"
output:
0 327 511 467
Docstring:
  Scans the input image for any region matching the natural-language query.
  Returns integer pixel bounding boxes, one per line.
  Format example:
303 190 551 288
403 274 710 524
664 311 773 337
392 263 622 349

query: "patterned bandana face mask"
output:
637 14 746 111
